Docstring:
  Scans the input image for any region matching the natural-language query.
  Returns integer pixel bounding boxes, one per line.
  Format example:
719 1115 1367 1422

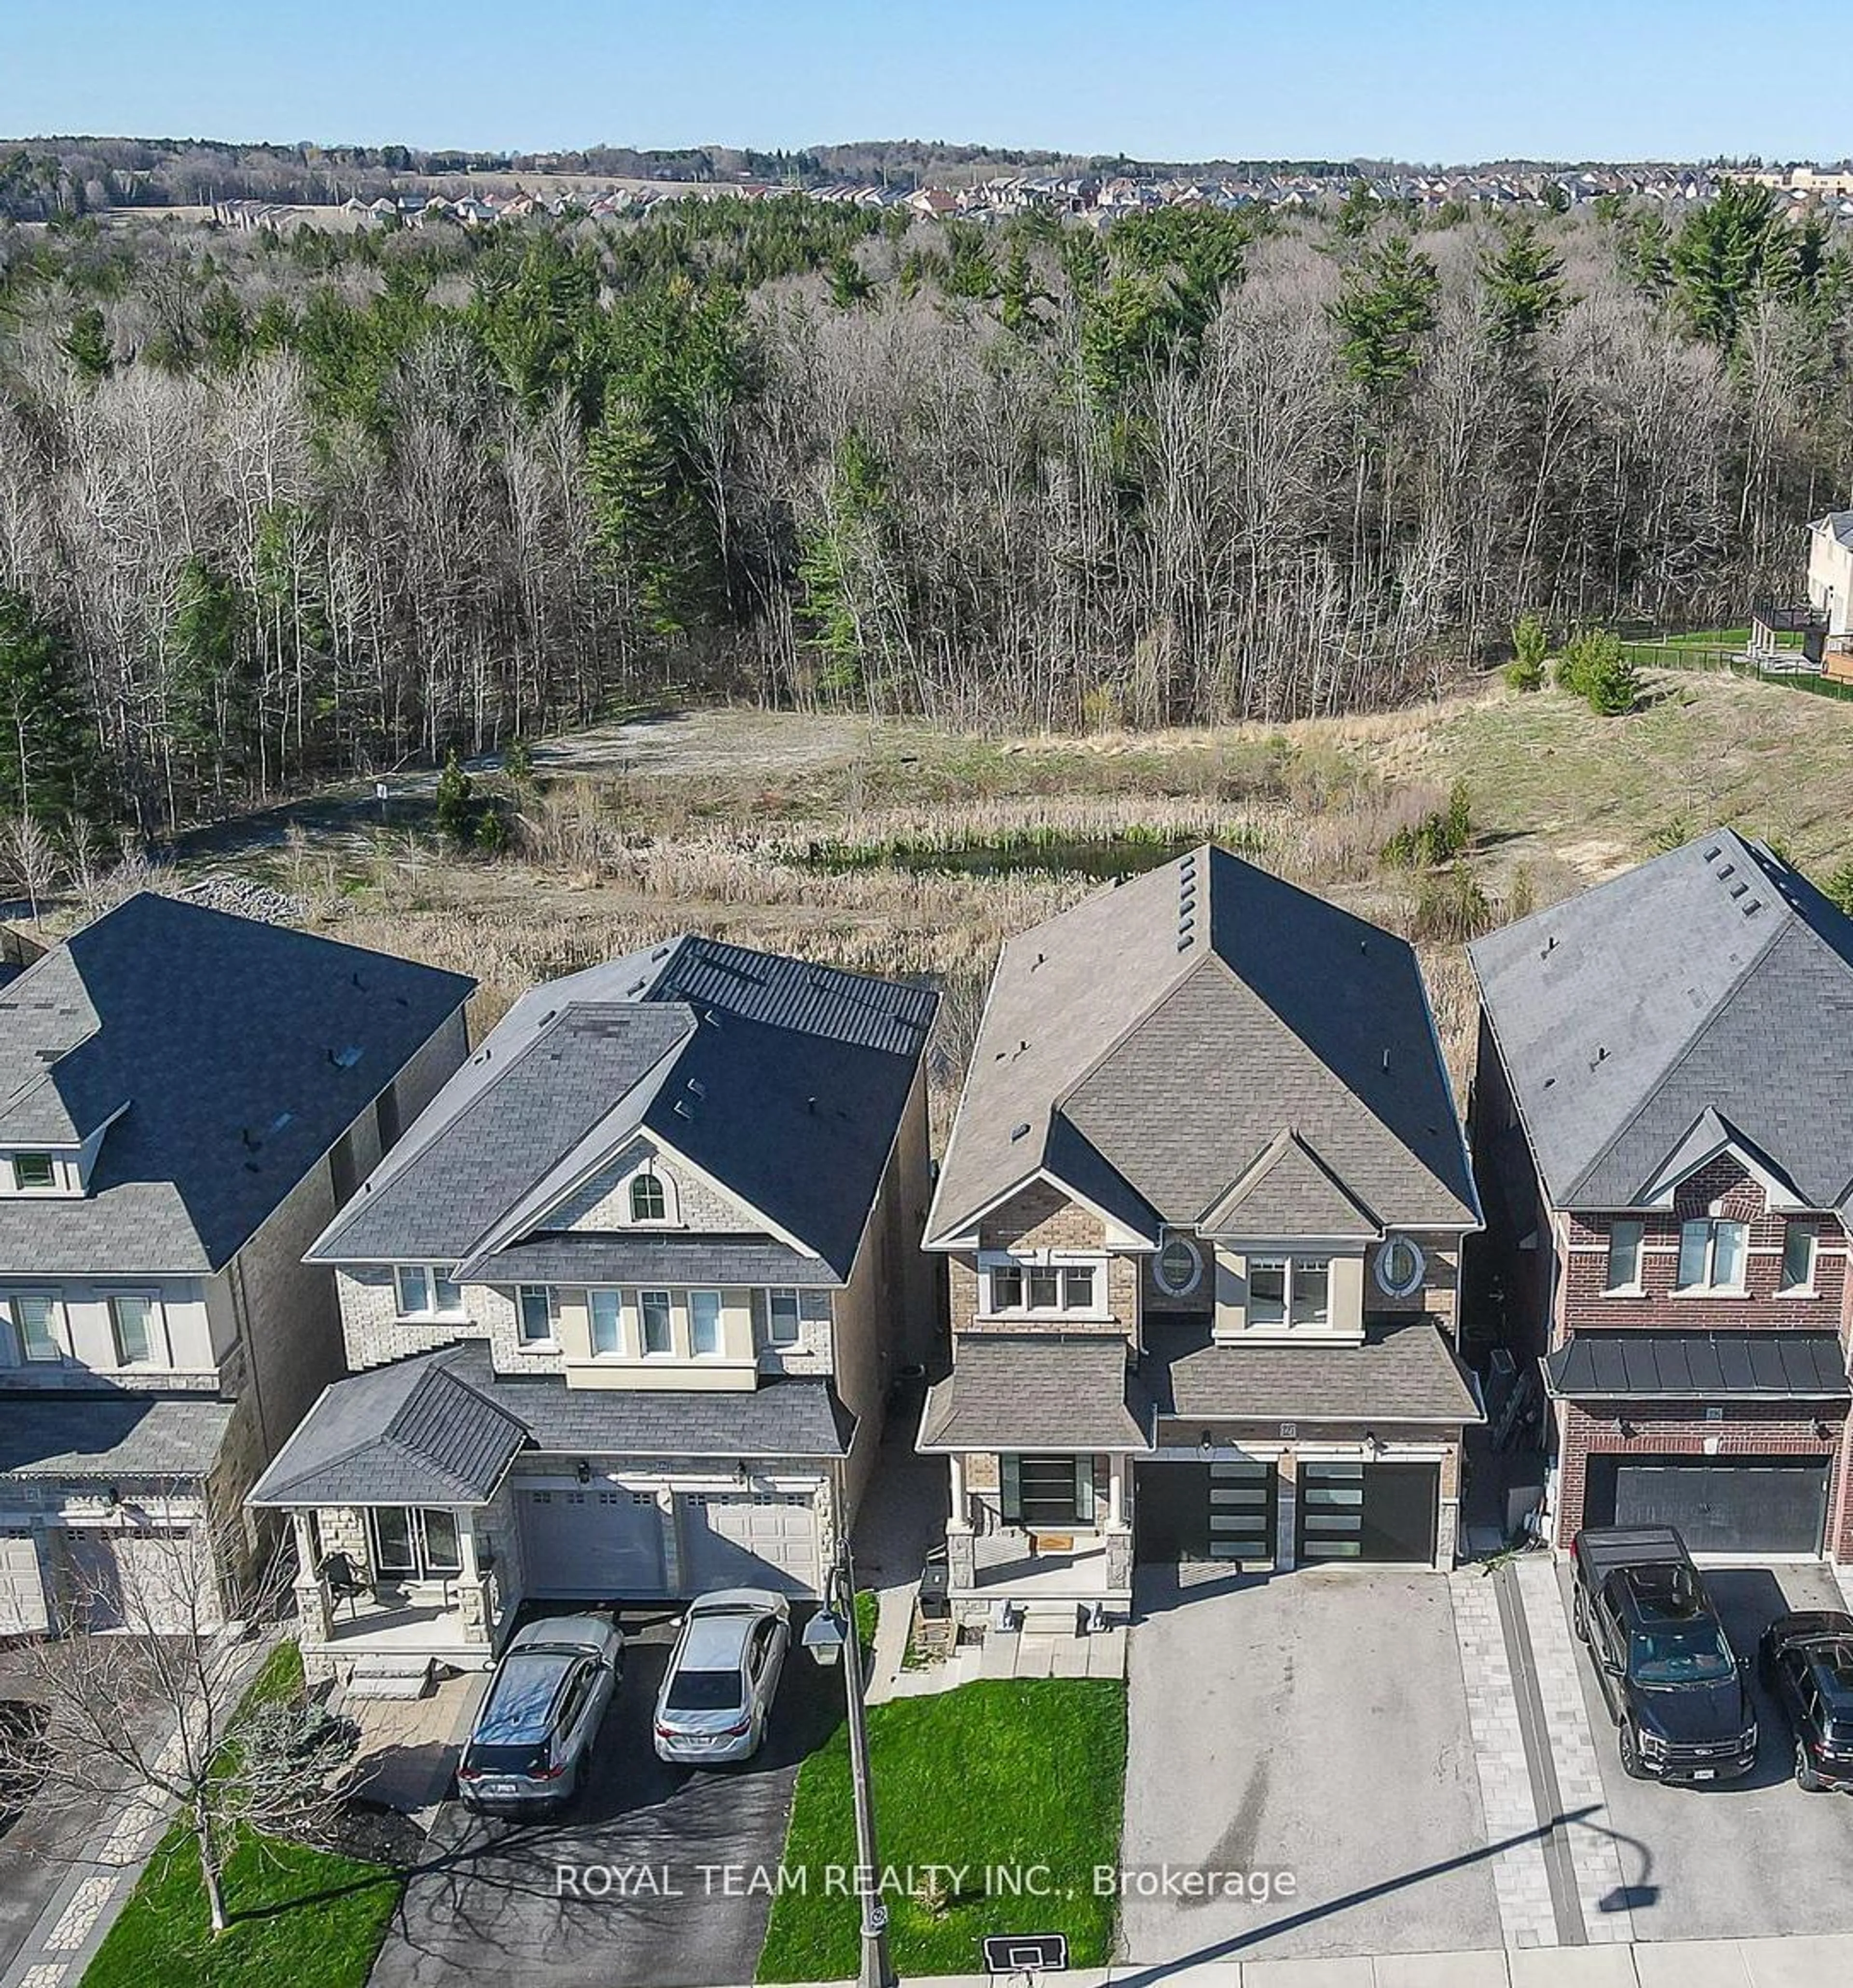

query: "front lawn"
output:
758 1679 1125 1982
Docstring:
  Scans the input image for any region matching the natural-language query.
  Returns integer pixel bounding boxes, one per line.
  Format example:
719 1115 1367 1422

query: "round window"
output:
1375 1236 1426 1299
1154 1233 1204 1297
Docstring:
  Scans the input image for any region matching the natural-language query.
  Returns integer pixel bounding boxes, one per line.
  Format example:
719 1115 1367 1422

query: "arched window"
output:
629 1170 668 1223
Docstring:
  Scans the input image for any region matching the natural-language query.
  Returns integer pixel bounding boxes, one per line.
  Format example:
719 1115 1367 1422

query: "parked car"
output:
456 1613 623 1815
1571 1526 1756 1782
1758 1611 1853 1793
653 1589 790 1766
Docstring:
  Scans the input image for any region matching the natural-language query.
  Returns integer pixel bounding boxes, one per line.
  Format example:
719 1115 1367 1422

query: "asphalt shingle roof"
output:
472 1235 838 1287
1543 1331 1851 1401
928 846 1479 1246
1469 831 1853 1220
0 1393 235 1479
313 936 935 1282
917 1335 1155 1452
1142 1317 1482 1424
0 894 473 1275
249 1341 854 1505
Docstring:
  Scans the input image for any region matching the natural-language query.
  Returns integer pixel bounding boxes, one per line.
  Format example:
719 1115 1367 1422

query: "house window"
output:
109 1296 162 1367
8 1154 57 1193
1001 1455 1095 1528
395 1265 465 1320
1781 1224 1817 1294
629 1171 668 1223
1248 1258 1333 1331
983 1258 1107 1317
1604 1220 1645 1293
1154 1232 1203 1297
638 1289 673 1355
369 1507 463 1581
589 1289 623 1356
517 1284 559 1347
1374 1236 1426 1299
1676 1219 1747 1293
5 1295 62 1363
767 1290 803 1346
690 1290 723 1357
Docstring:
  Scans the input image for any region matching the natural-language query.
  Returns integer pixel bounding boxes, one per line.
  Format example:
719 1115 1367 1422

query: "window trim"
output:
979 1252 1112 1321
106 1292 169 1370
1246 1255 1334 1333
766 1288 804 1347
1674 1217 1749 1295
689 1288 724 1358
628 1170 669 1225
588 1287 624 1357
636 1288 675 1357
7 1152 60 1195
516 1283 560 1349
1374 1235 1427 1300
4 1293 64 1364
1603 1219 1646 1296
394 1264 467 1321
1780 1224 1818 1296
617 1159 678 1228
1153 1231 1204 1298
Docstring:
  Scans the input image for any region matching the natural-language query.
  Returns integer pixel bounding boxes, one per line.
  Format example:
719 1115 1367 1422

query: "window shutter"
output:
1000 1454 1021 1523
1075 1456 1096 1525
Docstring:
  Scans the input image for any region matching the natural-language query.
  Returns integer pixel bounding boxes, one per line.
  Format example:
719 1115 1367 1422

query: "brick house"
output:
921 847 1482 1625
248 937 937 1682
1468 830 1853 1560
0 894 471 1637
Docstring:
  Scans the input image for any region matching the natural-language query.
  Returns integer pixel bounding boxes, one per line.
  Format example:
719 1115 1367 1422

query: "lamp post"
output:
801 1529 896 1988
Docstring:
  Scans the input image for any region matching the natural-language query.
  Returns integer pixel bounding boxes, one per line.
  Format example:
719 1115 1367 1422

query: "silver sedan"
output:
653 1589 791 1766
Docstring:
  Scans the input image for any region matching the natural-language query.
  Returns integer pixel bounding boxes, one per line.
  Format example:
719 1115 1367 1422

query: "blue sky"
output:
1 1 1841 164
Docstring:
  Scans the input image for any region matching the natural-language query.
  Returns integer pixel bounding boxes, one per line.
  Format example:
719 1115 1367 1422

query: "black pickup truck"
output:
1571 1525 1758 1782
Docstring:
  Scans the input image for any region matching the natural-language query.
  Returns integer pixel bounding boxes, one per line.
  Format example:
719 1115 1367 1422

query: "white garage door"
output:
0 1532 47 1635
519 1487 667 1599
66 1529 221 1635
679 1491 819 1597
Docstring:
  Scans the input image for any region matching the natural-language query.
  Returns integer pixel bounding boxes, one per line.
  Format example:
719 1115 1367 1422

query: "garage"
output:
678 1490 819 1596
519 1486 668 1599
1136 1459 1277 1564
64 1527 221 1634
0 1532 47 1635
1584 1455 1830 1556
1296 1460 1439 1564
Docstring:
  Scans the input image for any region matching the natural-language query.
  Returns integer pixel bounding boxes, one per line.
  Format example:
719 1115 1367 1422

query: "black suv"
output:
1572 1527 1757 1782
1758 1611 1853 1793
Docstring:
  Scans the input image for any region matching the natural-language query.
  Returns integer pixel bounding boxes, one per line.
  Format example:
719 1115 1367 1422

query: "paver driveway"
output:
1120 1565 1501 1967
371 1605 840 1988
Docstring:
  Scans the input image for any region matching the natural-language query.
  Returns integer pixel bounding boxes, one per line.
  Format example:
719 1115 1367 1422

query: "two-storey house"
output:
1469 830 1853 1560
249 936 937 1682
0 894 472 1636
921 847 1482 1626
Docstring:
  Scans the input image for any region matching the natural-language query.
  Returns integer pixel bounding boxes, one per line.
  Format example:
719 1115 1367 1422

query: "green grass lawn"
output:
80 1641 404 1988
758 1679 1126 1983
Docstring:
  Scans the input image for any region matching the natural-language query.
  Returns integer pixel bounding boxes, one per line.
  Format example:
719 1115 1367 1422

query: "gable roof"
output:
926 846 1478 1246
0 893 472 1276
312 935 936 1282
1469 830 1853 1221
1198 1127 1382 1238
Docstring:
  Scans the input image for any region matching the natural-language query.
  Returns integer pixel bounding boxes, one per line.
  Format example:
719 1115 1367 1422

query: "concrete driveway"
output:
371 1605 841 1988
1562 1560 1853 1943
1120 1565 1500 1968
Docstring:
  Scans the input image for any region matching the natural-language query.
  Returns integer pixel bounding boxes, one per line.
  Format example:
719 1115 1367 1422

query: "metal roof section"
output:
1542 1331 1851 1402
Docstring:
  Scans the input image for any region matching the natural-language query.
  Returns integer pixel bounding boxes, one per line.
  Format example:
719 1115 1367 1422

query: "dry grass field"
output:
69 666 1853 1129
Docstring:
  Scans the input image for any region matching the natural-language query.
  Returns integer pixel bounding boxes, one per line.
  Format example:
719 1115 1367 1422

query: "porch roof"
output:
1141 1316 1482 1426
0 1393 234 1480
917 1334 1156 1453
1543 1330 1850 1402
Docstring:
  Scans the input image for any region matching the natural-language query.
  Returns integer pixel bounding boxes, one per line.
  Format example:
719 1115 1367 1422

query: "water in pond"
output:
799 833 1206 880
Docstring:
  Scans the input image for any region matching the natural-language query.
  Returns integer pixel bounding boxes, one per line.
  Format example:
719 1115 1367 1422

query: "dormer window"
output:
12 1154 55 1191
629 1171 668 1223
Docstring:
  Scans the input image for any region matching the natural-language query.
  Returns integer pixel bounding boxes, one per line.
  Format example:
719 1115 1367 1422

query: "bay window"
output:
1676 1218 1747 1293
369 1507 463 1582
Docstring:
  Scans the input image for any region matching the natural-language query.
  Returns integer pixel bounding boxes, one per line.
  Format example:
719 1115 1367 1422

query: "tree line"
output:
0 181 1849 842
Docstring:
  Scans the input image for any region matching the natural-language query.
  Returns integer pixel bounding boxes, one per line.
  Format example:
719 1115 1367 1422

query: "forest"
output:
0 181 1850 838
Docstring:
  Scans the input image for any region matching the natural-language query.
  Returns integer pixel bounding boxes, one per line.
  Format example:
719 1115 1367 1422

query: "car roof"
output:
477 1650 577 1743
507 1613 616 1657
1772 1613 1853 1706
688 1587 786 1614
678 1610 757 1673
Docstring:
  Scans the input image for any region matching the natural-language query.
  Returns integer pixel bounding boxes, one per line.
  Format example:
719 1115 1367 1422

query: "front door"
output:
1002 1456 1094 1529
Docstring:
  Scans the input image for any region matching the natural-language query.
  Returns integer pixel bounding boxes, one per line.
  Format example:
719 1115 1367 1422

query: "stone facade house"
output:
0 894 472 1637
249 937 937 1682
1469 830 1853 1559
921 847 1482 1626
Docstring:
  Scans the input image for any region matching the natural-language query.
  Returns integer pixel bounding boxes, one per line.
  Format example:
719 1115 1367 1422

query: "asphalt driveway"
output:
1120 1565 1500 1967
1562 1559 1853 1942
371 1605 841 1988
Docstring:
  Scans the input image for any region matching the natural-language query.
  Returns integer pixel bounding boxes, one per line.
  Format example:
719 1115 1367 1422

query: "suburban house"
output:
0 894 472 1637
1805 509 1853 675
1468 830 1853 1561
249 936 937 1682
919 846 1483 1626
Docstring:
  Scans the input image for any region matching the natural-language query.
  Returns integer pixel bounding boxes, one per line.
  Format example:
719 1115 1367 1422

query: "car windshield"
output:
1631 1623 1734 1683
664 1668 743 1712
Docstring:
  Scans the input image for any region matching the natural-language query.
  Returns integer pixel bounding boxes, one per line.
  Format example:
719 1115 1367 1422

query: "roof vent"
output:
1176 935 1192 953
1590 1045 1609 1069
538 1008 557 1026
1010 1121 1032 1142
673 1098 694 1120
1381 1048 1391 1072
1742 896 1763 916
350 971 367 991
327 1044 364 1069
625 978 648 997
240 1127 260 1151
1703 843 1722 862
1729 881 1747 900
686 1078 706 1099
1716 863 1735 881
1031 951 1045 971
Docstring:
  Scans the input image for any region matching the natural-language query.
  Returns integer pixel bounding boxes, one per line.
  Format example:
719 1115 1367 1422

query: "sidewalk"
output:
765 1931 1853 1985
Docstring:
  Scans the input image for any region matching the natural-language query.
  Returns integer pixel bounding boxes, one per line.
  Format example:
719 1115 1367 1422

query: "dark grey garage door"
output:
1297 1461 1438 1563
1135 1460 1276 1564
1586 1456 1829 1555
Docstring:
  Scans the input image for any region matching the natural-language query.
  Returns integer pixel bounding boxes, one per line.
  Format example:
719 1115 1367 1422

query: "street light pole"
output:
833 1539 896 1988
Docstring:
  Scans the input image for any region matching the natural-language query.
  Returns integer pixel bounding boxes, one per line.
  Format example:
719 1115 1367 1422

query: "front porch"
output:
315 1590 487 1662
968 1531 1122 1600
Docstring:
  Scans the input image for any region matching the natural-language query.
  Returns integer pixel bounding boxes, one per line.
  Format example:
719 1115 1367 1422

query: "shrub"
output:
1412 866 1495 941
1825 862 1853 918
1506 611 1549 691
1556 628 1638 716
1383 781 1473 869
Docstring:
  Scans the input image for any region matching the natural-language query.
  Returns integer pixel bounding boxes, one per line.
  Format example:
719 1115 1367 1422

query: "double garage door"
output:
1585 1455 1830 1556
1136 1460 1439 1567
519 1487 819 1601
